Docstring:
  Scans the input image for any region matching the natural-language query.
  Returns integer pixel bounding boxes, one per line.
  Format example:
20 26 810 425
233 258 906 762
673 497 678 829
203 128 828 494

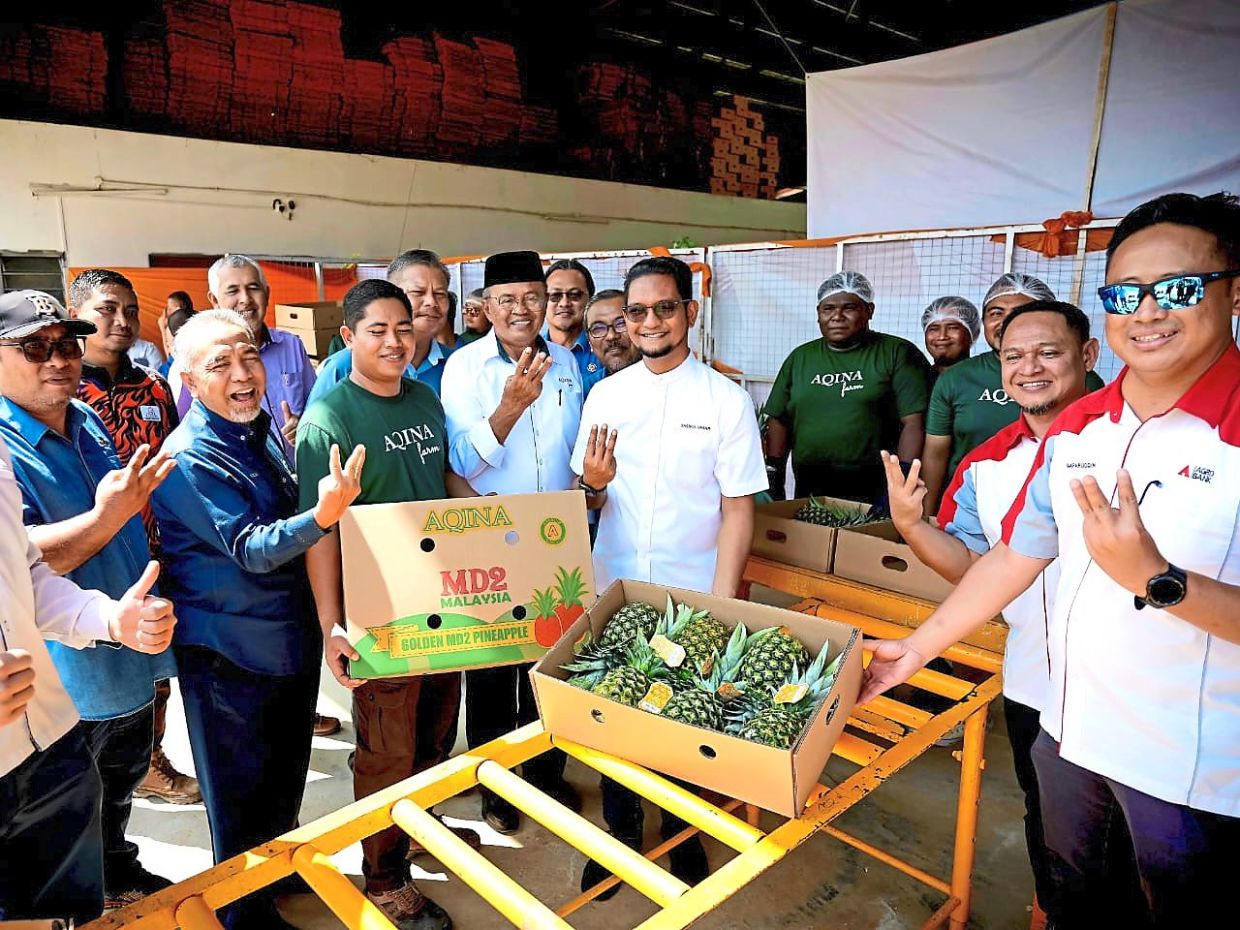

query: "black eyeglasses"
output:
0 336 86 363
587 318 628 339
1098 270 1240 315
548 289 587 304
622 299 690 324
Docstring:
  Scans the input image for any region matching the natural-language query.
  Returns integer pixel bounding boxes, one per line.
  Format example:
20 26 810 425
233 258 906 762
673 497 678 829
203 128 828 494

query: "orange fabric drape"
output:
65 263 359 348
989 211 1113 259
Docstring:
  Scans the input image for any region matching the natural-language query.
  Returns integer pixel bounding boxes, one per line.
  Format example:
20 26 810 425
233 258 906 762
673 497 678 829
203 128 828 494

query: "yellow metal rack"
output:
87 560 1004 930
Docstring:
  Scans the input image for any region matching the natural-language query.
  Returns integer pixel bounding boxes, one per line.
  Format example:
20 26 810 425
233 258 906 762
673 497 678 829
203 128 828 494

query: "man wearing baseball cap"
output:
764 271 932 504
0 290 179 919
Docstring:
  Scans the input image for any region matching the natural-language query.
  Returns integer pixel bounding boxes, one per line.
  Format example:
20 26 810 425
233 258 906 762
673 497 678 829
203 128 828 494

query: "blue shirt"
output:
151 403 327 676
304 341 450 410
0 397 173 720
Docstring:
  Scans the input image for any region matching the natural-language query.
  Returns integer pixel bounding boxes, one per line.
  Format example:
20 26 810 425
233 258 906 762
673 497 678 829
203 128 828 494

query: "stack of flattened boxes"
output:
709 95 781 199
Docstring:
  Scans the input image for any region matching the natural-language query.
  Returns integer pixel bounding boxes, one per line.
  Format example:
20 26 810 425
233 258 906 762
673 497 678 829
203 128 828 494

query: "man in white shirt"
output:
862 191 1240 927
0 437 177 924
440 250 583 833
570 255 768 897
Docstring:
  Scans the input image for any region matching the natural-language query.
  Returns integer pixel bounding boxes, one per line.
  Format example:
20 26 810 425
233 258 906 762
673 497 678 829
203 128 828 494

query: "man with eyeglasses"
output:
68 270 200 808
583 289 640 387
545 258 606 397
0 289 179 912
764 271 932 505
441 250 584 834
458 289 491 345
570 255 767 898
862 191 1240 927
306 251 455 408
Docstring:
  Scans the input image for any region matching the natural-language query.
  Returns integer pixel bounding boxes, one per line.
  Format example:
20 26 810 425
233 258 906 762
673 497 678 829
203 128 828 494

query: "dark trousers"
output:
1033 728 1240 929
79 701 155 891
601 776 689 843
152 678 171 752
1003 699 1059 917
177 646 318 930
0 728 104 924
353 674 462 893
465 662 565 787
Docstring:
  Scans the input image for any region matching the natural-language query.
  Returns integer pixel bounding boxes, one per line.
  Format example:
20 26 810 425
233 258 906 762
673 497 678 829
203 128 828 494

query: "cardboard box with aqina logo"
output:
532 580 863 817
339 491 594 678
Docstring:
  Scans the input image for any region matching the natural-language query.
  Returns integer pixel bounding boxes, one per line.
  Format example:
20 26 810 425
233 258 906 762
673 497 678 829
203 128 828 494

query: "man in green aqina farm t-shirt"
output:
297 277 475 930
764 271 932 503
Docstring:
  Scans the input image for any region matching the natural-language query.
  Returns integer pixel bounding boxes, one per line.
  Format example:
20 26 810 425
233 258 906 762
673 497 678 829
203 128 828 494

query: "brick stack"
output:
709 95 780 198
342 58 395 150
286 2 345 147
165 1 234 128
382 35 441 155
0 25 107 117
434 35 484 156
474 37 521 149
519 104 558 150
230 0 293 142
123 25 170 118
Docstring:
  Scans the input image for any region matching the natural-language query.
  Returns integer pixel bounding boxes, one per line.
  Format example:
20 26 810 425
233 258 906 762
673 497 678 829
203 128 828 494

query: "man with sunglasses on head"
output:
570 255 768 898
440 250 584 834
764 271 932 505
458 289 491 345
544 258 606 397
862 191 1240 928
0 290 179 912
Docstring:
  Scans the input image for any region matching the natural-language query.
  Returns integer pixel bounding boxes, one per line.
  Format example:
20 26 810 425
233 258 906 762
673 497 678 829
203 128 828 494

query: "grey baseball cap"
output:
0 290 96 339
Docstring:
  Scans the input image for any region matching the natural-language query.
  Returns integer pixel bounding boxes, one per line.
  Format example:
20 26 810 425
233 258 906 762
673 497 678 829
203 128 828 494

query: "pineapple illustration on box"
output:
338 491 593 678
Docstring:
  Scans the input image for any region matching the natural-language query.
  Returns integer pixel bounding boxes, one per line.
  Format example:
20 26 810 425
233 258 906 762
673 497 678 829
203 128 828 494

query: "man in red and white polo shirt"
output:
862 191 1240 928
882 299 1102 924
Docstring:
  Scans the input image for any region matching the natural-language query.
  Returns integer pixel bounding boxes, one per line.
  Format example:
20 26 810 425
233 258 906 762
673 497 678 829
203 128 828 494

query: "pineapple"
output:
664 598 729 675
592 638 672 707
737 626 810 693
793 497 876 527
561 632 624 690
661 622 751 731
599 601 661 650
727 642 844 749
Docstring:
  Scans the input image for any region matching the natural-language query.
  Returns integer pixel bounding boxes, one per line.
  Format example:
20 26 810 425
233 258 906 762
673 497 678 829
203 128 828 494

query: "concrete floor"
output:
133 615 1036 929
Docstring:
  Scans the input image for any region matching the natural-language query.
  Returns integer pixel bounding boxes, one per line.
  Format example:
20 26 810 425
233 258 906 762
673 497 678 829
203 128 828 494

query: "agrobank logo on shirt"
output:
384 423 442 465
811 370 865 398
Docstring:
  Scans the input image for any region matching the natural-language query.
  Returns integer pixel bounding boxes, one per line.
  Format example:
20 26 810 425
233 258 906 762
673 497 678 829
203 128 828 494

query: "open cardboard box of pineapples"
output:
531 580 863 817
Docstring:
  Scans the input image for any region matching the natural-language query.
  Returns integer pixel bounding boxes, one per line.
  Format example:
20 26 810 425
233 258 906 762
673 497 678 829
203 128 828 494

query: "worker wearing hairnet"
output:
921 273 1105 514
922 295 980 378
764 271 931 504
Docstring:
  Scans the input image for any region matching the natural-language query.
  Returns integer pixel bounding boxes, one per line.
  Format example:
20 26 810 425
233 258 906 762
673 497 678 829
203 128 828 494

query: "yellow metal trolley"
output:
87 559 1005 930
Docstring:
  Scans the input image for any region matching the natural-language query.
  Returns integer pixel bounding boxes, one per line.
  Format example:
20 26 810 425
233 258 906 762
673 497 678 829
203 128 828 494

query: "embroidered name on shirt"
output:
978 388 1013 405
1064 462 1096 470
1178 464 1214 484
811 370 865 397
681 423 712 431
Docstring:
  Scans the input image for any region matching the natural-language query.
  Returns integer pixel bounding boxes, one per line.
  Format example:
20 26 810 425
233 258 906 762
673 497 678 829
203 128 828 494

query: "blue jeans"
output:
0 727 104 923
1032 728 1240 929
177 645 318 929
79 701 155 891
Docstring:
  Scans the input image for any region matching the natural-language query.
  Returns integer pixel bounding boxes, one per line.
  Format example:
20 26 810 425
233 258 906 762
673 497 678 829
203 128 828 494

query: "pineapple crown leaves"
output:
532 587 559 616
655 595 712 640
553 566 587 607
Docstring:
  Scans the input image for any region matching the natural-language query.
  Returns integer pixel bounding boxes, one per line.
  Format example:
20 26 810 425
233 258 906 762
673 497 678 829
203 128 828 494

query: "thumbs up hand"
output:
280 400 301 447
108 560 177 654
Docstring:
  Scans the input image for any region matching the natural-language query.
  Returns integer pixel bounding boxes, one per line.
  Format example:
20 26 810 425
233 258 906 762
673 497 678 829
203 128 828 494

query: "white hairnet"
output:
982 272 1055 308
921 295 981 342
817 271 874 305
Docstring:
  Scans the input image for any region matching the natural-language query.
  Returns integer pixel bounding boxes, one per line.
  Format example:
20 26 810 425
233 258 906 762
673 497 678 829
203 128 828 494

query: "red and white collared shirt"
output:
938 416 1053 712
1002 344 1240 816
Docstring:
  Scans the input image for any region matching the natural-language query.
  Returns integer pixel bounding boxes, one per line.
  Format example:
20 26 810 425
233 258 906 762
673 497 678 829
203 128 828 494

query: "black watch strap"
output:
578 478 605 495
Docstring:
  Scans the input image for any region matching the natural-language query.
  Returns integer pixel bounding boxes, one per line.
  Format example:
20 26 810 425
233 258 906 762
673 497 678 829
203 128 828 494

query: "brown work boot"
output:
313 713 343 737
134 747 201 804
366 881 452 930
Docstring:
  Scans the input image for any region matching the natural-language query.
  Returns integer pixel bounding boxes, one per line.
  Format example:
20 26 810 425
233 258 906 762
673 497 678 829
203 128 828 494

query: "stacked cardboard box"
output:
518 104 558 149
229 0 293 142
286 2 344 147
342 58 395 151
383 36 442 155
165 1 234 128
474 37 521 149
275 301 343 360
123 26 170 118
0 25 107 117
709 95 781 199
435 34 484 156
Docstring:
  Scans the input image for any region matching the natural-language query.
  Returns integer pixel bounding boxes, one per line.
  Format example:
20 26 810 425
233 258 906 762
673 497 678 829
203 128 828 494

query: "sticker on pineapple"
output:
540 517 567 546
639 681 674 713
650 634 686 668
774 683 808 705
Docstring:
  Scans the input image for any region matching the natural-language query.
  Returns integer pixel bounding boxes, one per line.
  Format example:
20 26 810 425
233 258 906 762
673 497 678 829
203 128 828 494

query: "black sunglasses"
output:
622 299 690 324
0 336 86 363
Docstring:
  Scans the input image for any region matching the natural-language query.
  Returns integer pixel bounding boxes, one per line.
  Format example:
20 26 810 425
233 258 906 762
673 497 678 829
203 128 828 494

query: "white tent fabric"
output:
1091 0 1240 217
807 0 1240 237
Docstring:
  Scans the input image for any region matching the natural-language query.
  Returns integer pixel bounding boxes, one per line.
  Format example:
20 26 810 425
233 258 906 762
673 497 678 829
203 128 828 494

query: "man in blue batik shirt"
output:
151 309 363 930
545 258 606 396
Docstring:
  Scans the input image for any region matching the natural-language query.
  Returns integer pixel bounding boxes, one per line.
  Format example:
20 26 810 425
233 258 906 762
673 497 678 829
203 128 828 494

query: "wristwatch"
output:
1134 563 1188 610
578 477 606 496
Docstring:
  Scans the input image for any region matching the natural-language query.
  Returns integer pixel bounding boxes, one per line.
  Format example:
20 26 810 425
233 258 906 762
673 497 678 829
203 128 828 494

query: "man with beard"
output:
583 289 640 387
306 251 454 405
571 256 767 897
